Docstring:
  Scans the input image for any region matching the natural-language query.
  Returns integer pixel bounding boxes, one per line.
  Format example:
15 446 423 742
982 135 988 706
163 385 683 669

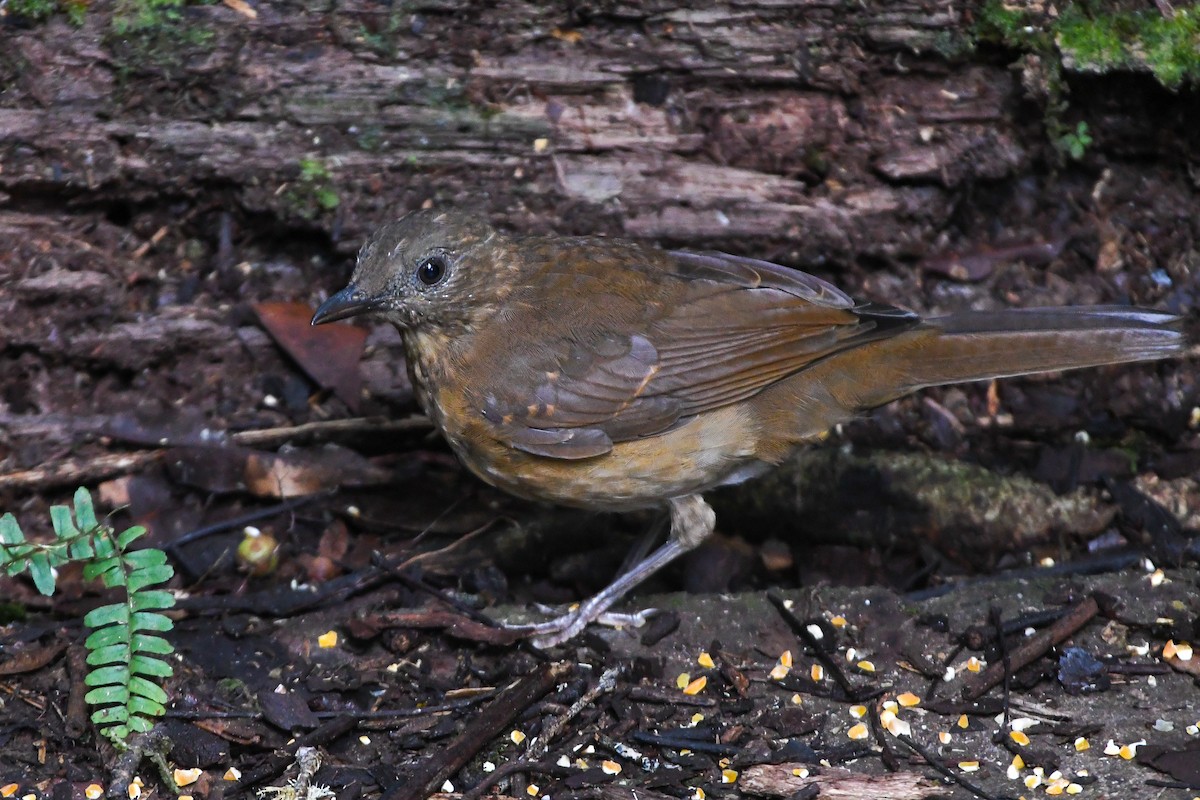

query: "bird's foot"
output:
502 604 659 648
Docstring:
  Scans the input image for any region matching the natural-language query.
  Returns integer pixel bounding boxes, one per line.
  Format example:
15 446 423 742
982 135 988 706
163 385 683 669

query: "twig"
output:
382 661 574 800
229 415 431 448
961 596 1100 700
0 451 162 493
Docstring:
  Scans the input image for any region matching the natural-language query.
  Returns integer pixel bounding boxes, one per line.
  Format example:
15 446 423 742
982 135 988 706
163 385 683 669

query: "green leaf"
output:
5 551 33 575
49 505 78 539
73 488 99 532
131 591 176 612
123 548 167 570
83 555 123 584
0 513 23 545
86 644 132 666
128 675 169 705
86 625 131 650
116 526 148 549
130 610 174 633
27 552 57 595
84 603 130 628
130 654 173 678
128 695 167 718
85 664 130 687
127 564 174 593
91 534 116 560
101 724 132 743
90 704 130 723
86 686 130 707
69 538 96 560
127 715 158 734
132 634 174 655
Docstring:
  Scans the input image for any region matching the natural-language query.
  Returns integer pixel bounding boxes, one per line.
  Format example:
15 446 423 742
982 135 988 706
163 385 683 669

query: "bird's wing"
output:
475 249 917 460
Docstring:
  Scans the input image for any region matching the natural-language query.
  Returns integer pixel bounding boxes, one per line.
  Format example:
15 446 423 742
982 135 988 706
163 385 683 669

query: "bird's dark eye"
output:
416 255 448 286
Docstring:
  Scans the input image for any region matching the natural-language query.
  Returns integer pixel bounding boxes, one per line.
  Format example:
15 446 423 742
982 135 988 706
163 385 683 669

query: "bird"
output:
312 209 1191 647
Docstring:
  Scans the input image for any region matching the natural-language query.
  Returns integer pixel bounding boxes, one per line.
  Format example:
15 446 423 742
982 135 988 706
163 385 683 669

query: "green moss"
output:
976 0 1042 48
1056 8 1128 71
5 0 87 24
1140 8 1200 89
285 157 341 219
982 1 1200 90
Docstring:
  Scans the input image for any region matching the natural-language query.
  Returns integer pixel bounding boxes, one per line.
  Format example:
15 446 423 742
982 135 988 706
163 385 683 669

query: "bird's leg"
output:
510 494 716 648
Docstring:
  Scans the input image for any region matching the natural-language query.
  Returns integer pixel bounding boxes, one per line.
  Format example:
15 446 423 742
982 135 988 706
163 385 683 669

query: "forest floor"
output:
2 3 1200 800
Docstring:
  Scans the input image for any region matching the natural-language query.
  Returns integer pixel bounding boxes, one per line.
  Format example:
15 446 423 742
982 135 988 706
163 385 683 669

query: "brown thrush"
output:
313 209 1190 646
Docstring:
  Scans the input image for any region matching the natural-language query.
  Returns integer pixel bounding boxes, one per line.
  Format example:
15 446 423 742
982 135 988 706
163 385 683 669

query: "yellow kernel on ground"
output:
1149 568 1166 586
691 789 705 800
719 757 731 769
879 709 897 727
811 664 824 681
882 700 898 713
1119 743 1140 759
691 713 705 724
939 731 952 744
958 761 979 772
680 749 692 755
601 760 621 775
317 630 338 648
885 716 912 738
87 792 105 800
831 615 847 627
957 714 970 729
1175 642 1194 660
792 768 809 778
1010 730 1030 746
223 768 241 781
574 759 588 769
847 723 869 740
897 692 920 707
180 796 193 800
722 769 738 784
1075 737 1090 751
1012 755 1025 770
510 730 526 744
1066 784 1083 795
697 651 715 668
850 705 867 718
532 138 549 153
1103 740 1121 755
526 784 540 796
966 656 982 672
791 694 803 705
676 672 691 689
684 676 708 695
1046 782 1065 796
770 663 790 680
1164 640 1179 658
127 783 141 800
173 768 202 787
780 650 793 667
0 786 17 798
856 660 876 673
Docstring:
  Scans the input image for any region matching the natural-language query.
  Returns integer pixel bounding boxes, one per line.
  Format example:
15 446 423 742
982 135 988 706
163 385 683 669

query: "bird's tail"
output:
767 306 1190 443
886 306 1187 391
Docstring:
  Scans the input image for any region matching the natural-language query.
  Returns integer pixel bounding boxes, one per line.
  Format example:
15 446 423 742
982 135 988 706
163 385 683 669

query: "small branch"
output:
382 661 574 800
960 596 1100 700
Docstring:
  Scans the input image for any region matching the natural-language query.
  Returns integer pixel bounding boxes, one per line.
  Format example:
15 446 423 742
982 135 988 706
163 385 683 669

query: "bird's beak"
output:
311 284 381 325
